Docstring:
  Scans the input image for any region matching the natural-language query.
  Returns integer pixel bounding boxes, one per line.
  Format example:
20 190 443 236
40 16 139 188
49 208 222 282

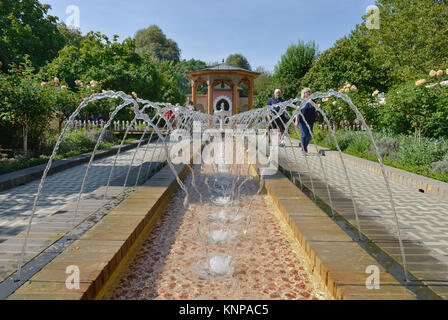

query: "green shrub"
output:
397 135 448 166
430 156 448 175
372 137 400 159
346 133 372 154
58 130 93 154
39 129 118 155
87 129 118 145
314 126 448 183
323 130 365 151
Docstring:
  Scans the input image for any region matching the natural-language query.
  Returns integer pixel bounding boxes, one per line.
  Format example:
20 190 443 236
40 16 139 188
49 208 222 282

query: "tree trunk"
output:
23 122 28 154
58 118 63 135
414 126 418 146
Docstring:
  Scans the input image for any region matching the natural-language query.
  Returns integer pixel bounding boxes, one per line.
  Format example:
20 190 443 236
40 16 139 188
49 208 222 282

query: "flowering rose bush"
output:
317 81 377 128
381 72 448 138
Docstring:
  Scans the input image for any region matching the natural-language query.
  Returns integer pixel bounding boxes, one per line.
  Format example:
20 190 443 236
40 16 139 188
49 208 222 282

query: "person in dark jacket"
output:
267 89 288 146
295 88 316 155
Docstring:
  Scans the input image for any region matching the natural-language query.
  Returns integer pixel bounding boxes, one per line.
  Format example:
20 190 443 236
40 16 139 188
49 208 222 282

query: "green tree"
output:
301 26 394 96
302 0 448 95
134 25 180 63
154 59 186 104
41 32 163 102
53 86 80 134
274 40 318 99
177 58 207 95
0 57 54 153
0 0 65 71
58 22 83 48
253 66 273 95
253 84 277 109
370 0 448 83
225 54 251 70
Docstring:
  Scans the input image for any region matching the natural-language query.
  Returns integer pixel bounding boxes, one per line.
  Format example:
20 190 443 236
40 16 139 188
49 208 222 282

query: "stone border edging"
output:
253 168 419 300
6 163 187 300
320 147 448 201
0 139 152 192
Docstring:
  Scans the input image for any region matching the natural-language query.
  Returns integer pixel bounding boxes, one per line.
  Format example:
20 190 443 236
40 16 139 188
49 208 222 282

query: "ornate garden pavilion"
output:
186 63 260 115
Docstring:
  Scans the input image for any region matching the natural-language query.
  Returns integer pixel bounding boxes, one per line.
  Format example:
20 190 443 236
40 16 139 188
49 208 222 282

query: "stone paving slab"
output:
321 147 448 201
0 143 167 284
260 170 423 300
281 168 447 298
281 139 448 260
7 163 187 300
279 137 448 299
0 139 151 192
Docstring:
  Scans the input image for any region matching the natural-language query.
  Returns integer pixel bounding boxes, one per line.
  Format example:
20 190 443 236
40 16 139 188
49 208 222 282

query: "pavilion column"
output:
232 83 239 115
248 78 254 110
192 80 198 105
207 81 213 115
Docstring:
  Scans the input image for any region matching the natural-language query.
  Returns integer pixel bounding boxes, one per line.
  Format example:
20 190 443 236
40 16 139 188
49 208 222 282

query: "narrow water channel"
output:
104 165 328 300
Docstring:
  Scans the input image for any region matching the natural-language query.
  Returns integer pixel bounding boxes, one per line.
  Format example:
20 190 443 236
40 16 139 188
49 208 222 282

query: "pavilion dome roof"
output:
186 63 260 77
198 63 252 72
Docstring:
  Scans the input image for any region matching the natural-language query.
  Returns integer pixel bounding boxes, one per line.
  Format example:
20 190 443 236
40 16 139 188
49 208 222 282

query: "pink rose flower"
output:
416 79 426 86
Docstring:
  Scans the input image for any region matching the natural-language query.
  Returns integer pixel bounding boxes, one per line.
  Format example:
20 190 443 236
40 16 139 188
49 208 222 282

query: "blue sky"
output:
43 0 374 71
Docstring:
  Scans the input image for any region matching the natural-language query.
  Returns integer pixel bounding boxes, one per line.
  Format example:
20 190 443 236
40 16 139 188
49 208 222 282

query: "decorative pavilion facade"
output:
186 63 259 115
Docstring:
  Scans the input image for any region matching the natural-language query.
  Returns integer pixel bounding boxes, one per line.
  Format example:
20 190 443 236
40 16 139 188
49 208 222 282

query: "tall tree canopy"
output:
301 26 394 94
57 22 83 48
225 54 251 70
302 0 448 94
177 58 207 95
253 66 273 95
40 32 179 102
370 0 448 82
134 25 181 63
273 40 318 99
0 0 65 71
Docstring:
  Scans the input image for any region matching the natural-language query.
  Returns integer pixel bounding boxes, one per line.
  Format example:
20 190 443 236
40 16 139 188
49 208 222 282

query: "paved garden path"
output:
279 137 448 266
0 141 167 281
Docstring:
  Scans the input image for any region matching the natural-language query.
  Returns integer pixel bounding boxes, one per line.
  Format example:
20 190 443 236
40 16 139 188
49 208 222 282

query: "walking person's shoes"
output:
279 138 285 147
